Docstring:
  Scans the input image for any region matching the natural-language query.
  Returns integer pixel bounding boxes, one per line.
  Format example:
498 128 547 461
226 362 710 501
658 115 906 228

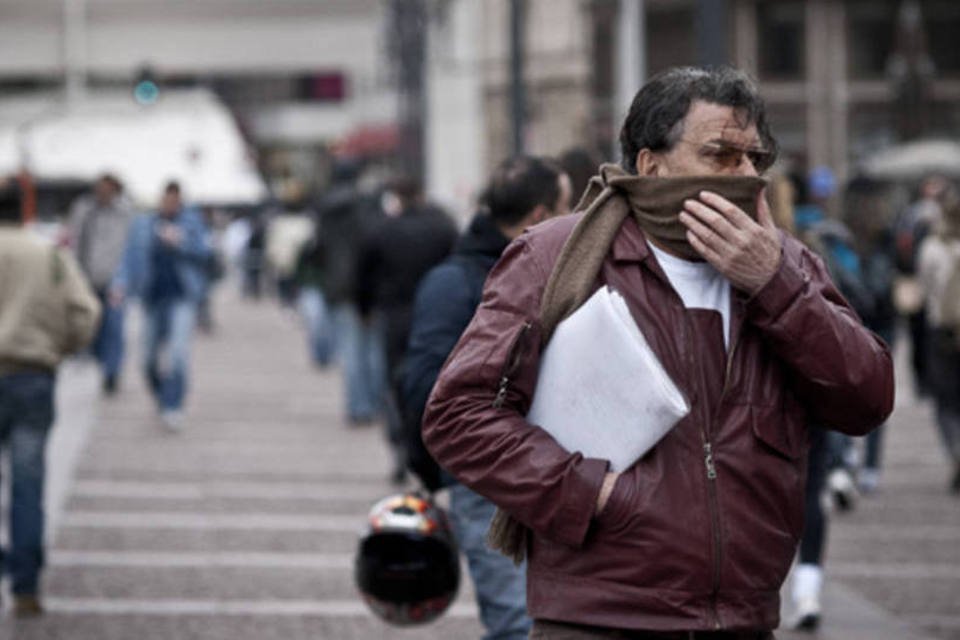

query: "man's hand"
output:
595 472 619 516
679 189 781 295
157 223 184 247
108 285 125 307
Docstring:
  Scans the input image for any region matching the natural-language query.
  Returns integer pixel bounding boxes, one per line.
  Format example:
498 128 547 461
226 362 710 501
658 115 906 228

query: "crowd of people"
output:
1 63 958 637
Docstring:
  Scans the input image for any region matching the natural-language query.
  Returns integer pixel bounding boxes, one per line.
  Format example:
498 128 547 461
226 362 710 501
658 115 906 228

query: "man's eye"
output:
748 151 772 170
704 147 740 165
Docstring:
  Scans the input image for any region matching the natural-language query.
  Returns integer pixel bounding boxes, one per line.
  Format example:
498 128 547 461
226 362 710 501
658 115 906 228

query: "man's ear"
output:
635 149 660 176
527 204 549 226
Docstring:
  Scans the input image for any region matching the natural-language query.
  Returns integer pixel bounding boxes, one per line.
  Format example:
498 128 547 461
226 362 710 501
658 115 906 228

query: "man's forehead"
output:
682 101 760 143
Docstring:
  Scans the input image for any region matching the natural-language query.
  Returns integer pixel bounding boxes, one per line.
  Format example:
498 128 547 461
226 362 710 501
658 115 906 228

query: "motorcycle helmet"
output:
355 492 460 625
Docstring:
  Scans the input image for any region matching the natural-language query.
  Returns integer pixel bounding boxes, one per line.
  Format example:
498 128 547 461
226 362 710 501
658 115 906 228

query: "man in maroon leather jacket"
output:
422 67 894 639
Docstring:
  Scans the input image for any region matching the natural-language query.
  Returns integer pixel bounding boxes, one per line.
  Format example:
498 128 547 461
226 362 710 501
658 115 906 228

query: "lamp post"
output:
509 0 527 155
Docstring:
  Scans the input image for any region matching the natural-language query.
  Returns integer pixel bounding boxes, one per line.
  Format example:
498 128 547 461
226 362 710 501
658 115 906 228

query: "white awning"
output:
0 89 268 208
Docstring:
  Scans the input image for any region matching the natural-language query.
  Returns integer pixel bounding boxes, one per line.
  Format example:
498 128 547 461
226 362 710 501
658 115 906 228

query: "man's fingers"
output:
686 229 722 265
756 188 776 231
682 198 738 242
698 191 754 228
679 211 725 252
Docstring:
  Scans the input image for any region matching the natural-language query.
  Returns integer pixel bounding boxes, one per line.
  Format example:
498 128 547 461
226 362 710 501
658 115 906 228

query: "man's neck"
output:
646 235 705 263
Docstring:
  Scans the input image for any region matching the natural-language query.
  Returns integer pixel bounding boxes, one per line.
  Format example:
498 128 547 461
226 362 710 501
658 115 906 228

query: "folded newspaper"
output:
527 286 690 472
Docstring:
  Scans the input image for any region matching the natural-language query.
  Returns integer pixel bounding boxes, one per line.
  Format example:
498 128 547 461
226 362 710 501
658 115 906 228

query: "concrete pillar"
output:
805 0 831 172
63 0 87 106
425 0 485 223
732 0 758 76
827 1 849 183
615 0 645 162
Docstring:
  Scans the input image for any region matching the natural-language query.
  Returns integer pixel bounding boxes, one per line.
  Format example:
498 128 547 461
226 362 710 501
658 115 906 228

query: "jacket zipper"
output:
705 316 743 630
492 322 532 408
683 311 725 631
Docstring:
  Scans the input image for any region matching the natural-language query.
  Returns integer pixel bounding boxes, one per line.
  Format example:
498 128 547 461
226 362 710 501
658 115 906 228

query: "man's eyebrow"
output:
706 137 765 149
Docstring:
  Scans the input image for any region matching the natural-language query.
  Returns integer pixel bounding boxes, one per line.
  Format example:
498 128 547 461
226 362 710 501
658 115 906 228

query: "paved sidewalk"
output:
0 290 955 639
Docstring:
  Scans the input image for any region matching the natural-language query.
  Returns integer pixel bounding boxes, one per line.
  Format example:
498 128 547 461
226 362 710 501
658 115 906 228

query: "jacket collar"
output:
610 216 651 264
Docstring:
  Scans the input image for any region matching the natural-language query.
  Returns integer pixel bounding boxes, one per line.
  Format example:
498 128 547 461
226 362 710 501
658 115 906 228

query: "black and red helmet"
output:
355 492 460 626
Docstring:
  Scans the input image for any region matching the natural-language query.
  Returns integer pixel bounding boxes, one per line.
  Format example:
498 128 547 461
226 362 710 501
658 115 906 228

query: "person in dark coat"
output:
401 156 572 639
315 160 386 424
354 176 458 482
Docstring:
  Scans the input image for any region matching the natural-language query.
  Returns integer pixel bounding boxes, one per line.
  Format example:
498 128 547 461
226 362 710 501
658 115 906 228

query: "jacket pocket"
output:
492 320 532 407
593 469 638 537
750 403 803 461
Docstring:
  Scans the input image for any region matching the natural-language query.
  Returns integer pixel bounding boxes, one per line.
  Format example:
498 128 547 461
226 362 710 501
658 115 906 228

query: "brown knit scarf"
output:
487 164 767 563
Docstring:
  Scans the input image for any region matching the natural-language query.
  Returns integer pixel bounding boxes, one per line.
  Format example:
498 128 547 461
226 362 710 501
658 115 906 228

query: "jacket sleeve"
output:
353 232 379 318
56 249 101 355
401 263 477 490
746 233 895 434
112 215 145 297
422 236 610 548
65 197 87 250
177 210 213 264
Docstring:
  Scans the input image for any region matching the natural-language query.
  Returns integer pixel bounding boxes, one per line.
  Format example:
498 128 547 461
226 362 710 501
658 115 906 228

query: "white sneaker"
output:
160 410 185 433
790 597 821 631
790 564 823 632
828 468 857 512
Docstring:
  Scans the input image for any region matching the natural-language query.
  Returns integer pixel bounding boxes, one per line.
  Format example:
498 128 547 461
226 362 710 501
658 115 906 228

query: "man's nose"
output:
736 155 760 177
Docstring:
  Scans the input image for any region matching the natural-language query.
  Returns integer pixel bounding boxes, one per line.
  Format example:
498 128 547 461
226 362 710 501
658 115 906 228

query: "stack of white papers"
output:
527 287 689 472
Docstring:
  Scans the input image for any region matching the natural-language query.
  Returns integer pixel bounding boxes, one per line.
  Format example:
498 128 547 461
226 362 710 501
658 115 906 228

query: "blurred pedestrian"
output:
66 173 136 395
917 181 960 495
293 216 334 367
243 212 267 299
558 147 601 209
315 160 387 425
0 178 100 616
113 181 212 431
197 206 227 333
786 168 872 631
402 155 571 640
893 174 949 398
265 206 313 308
844 176 899 493
422 66 893 637
355 176 458 484
793 168 877 513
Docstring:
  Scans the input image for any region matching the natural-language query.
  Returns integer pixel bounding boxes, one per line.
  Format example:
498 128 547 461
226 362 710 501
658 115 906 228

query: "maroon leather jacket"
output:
422 213 894 632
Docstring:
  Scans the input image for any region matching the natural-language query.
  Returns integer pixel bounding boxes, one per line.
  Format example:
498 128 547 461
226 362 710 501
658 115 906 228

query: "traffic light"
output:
133 66 160 105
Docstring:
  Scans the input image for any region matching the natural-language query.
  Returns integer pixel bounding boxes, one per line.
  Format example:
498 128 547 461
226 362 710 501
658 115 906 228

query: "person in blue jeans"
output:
114 181 211 431
402 156 571 638
67 174 137 395
0 178 100 616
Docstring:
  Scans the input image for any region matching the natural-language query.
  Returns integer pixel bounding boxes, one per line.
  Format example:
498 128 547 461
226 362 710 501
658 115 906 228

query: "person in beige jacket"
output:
0 178 100 617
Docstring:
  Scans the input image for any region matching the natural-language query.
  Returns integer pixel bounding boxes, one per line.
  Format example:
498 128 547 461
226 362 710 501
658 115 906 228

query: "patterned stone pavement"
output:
1 288 956 639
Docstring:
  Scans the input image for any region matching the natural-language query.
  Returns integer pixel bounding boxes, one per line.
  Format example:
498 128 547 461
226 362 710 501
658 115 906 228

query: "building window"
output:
756 1 805 80
922 0 960 76
645 7 696 77
847 1 897 79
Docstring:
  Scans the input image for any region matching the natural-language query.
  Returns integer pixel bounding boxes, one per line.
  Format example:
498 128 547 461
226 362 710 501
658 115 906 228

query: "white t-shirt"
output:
648 242 731 348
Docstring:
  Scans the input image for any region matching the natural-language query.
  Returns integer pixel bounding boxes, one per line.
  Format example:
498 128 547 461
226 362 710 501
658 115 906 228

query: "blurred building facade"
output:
2 1 958 217
0 0 396 198
428 0 960 216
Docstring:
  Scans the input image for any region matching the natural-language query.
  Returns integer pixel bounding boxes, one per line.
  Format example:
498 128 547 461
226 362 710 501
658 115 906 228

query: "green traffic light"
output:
134 80 159 105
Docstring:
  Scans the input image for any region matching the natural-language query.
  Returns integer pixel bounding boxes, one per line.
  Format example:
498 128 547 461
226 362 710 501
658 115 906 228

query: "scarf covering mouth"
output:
540 164 767 347
487 164 767 563
604 164 768 260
